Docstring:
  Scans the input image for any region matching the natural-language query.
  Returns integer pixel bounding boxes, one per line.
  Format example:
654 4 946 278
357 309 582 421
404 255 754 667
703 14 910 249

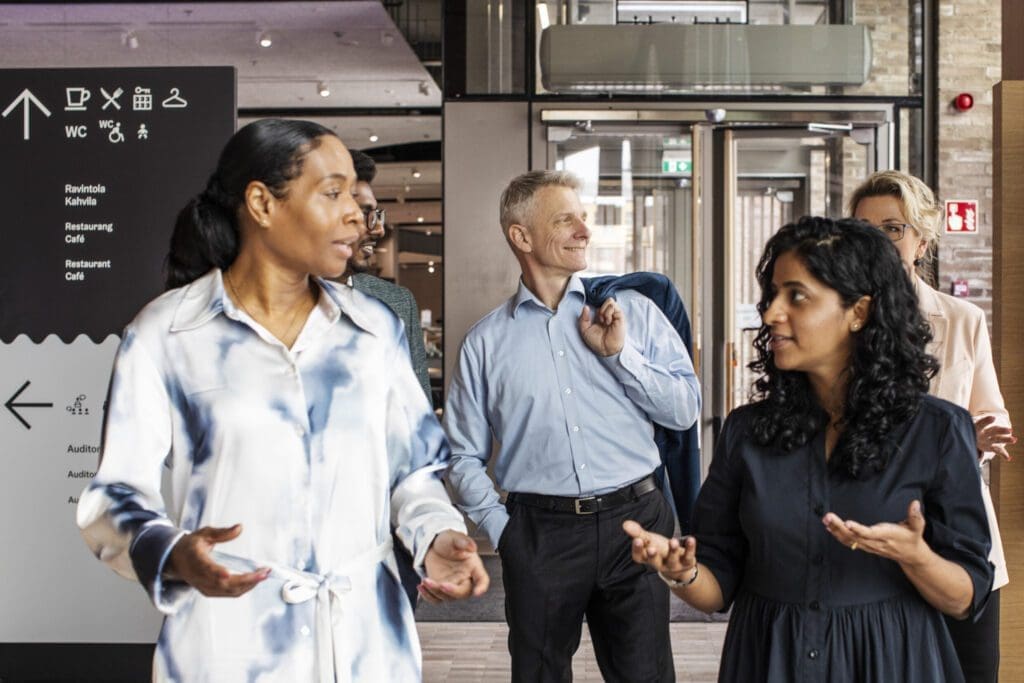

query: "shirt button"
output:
813 503 824 516
300 625 311 637
564 388 572 395
579 463 587 470
558 350 565 357
809 600 820 610
808 649 819 660
572 425 580 432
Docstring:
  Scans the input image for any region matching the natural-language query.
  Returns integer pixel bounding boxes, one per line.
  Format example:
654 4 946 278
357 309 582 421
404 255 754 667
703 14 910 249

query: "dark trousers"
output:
500 489 676 683
945 589 1000 683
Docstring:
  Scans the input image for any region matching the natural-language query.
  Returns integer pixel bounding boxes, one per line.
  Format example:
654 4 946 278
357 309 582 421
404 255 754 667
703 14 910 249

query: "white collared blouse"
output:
77 268 465 682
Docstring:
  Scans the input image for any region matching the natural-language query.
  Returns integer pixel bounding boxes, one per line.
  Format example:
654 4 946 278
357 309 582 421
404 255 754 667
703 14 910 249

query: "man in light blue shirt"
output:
444 170 700 682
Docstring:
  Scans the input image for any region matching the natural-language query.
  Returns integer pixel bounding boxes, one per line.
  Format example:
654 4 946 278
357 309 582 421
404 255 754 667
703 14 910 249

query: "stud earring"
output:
851 323 860 332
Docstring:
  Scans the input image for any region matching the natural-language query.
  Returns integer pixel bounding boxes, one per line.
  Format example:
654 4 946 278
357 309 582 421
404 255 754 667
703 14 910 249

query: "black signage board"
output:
0 67 236 342
0 67 234 681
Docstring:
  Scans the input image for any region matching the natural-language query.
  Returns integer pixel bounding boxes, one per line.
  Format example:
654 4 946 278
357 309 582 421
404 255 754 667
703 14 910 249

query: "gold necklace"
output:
225 269 310 345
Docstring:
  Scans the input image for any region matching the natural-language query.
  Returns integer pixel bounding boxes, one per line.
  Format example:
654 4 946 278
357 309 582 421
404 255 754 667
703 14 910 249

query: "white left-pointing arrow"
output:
2 88 52 140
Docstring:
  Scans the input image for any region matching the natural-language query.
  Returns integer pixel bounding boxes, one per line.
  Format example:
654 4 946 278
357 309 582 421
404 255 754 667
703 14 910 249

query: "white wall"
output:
442 101 529 387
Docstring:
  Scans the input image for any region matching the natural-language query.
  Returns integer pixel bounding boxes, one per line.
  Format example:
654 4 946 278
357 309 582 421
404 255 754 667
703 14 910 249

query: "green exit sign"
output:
662 159 692 174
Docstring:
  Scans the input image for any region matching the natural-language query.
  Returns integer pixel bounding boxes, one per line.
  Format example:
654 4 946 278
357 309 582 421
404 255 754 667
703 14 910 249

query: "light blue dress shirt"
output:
444 275 700 549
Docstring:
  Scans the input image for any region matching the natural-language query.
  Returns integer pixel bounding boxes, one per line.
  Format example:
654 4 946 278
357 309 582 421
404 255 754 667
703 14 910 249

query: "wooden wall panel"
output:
993 80 1024 679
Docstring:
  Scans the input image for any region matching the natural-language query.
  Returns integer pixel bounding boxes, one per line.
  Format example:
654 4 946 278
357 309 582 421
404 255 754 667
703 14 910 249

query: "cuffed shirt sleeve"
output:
76 328 192 614
385 329 466 573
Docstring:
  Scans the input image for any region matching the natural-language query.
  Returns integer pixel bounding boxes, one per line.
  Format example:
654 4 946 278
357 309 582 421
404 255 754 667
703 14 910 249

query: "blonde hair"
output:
499 170 580 233
847 170 942 279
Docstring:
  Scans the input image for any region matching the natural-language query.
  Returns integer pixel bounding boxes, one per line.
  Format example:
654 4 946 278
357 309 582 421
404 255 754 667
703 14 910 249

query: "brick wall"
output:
850 0 912 96
937 0 1002 322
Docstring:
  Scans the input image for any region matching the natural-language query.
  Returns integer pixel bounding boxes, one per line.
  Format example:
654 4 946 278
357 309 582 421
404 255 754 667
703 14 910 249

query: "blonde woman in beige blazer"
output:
852 170 1014 683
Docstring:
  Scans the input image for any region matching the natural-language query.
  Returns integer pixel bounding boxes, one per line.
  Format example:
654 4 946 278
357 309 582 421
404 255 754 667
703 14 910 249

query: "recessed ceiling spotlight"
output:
317 81 330 97
368 134 379 142
416 216 424 223
122 31 140 49
258 31 273 48
425 230 432 236
411 168 422 179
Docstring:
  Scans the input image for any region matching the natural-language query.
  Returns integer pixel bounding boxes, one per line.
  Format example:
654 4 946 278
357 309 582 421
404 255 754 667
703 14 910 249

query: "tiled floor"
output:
417 622 727 682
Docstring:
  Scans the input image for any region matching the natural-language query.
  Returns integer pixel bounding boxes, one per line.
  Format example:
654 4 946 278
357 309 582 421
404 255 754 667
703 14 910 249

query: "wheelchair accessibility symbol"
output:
108 122 125 144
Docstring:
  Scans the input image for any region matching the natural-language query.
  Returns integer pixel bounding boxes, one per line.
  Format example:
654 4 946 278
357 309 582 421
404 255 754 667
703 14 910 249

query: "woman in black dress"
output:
625 216 993 682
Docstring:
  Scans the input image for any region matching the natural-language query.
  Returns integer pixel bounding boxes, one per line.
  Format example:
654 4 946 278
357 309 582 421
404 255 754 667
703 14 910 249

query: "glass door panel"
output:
725 126 884 414
550 126 696 314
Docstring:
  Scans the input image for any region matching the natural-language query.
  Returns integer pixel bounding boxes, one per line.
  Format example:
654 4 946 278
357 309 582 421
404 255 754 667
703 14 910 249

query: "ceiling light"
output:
427 266 435 274
425 230 432 236
411 168 422 179
122 31 139 49
368 134 379 143
317 81 330 97
416 216 424 223
258 31 273 48
428 261 435 267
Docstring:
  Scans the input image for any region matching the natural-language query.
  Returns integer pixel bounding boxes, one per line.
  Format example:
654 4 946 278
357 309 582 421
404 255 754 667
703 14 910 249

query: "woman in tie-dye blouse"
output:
77 119 488 682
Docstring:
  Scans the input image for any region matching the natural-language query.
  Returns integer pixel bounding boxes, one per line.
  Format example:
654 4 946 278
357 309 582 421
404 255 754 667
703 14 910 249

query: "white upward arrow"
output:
2 88 52 140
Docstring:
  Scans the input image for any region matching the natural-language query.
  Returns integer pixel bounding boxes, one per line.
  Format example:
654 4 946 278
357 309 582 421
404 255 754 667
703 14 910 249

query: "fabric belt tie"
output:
508 473 659 515
211 537 395 683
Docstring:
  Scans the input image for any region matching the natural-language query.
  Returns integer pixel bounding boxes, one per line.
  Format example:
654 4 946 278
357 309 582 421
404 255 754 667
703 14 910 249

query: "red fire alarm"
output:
953 93 974 112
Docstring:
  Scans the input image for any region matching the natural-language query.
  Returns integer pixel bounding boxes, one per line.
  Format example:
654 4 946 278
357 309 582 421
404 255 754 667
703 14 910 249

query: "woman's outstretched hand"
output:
622 519 697 581
974 415 1016 461
167 523 270 597
419 530 490 604
822 500 929 566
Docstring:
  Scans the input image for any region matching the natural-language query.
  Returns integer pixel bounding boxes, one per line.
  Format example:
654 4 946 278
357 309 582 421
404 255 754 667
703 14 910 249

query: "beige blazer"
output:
917 277 1011 589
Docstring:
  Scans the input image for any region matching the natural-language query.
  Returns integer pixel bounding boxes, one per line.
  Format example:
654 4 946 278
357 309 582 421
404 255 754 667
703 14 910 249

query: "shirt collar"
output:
169 268 227 332
316 278 380 336
511 273 585 318
168 268 377 336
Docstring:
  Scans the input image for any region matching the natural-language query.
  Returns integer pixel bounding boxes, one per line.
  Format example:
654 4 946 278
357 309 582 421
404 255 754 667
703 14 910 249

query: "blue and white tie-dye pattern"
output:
77 268 466 682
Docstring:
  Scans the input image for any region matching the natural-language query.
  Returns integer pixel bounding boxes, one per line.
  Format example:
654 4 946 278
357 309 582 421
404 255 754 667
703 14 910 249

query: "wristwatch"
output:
658 565 699 588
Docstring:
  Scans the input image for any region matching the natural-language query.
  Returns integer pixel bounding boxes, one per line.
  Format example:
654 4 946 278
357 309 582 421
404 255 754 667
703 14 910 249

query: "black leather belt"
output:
508 474 658 515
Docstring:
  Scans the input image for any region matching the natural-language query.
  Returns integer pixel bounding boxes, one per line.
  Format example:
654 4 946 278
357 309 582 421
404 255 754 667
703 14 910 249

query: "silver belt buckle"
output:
574 496 597 515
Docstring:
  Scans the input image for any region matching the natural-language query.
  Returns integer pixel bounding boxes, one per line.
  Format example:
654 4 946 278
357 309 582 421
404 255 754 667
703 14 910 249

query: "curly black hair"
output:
748 216 939 478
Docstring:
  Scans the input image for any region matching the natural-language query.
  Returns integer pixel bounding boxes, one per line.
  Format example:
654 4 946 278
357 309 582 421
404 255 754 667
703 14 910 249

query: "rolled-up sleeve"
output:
692 412 748 611
599 295 700 431
924 408 994 620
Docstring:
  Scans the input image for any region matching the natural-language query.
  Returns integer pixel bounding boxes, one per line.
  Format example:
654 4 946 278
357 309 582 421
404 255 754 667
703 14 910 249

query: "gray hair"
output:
499 170 580 233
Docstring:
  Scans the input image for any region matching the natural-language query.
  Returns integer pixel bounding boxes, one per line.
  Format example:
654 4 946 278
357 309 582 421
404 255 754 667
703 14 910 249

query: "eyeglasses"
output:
875 222 911 242
362 208 386 230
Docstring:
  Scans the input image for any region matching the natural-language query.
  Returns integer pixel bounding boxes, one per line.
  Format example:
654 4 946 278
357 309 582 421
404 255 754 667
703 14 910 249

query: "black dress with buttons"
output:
695 396 993 682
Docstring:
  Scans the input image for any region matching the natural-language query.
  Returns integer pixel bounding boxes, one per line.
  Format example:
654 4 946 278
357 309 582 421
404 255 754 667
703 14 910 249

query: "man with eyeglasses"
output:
347 149 435 609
